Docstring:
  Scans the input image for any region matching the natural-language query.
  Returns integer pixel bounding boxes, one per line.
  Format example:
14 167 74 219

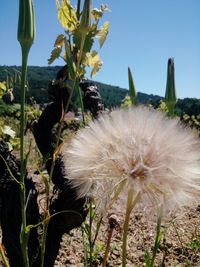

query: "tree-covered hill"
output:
0 65 162 107
0 65 200 116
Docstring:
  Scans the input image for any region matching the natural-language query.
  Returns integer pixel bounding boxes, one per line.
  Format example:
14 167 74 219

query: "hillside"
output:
0 65 162 108
1 65 200 116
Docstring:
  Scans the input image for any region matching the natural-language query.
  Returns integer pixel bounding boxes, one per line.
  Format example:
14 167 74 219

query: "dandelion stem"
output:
122 189 140 267
151 206 163 267
81 225 88 267
89 201 93 267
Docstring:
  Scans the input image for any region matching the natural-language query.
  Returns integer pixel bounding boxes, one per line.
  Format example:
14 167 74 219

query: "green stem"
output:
40 218 49 267
77 85 85 124
0 244 10 267
77 0 81 20
39 171 50 266
92 216 103 248
76 33 86 124
122 189 140 267
81 225 88 267
151 207 163 267
89 201 93 267
19 45 30 267
77 32 86 71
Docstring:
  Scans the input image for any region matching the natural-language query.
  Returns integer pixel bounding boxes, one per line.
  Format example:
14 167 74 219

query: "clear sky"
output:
0 0 199 99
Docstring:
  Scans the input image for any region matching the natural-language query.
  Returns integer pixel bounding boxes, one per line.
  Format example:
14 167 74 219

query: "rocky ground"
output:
1 145 200 267
1 192 200 267
53 197 200 267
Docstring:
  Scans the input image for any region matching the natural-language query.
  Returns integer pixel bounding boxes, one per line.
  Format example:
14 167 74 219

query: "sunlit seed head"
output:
63 106 200 212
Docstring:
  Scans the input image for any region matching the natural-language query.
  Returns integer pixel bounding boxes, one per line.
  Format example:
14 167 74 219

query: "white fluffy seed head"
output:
63 106 200 212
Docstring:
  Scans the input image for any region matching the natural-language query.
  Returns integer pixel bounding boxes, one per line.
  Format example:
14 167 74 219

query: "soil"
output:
1 167 200 267
53 196 200 267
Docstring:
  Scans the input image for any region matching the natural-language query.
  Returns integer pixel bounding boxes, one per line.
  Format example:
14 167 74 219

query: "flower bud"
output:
79 0 91 33
165 58 177 115
18 0 35 51
128 67 137 105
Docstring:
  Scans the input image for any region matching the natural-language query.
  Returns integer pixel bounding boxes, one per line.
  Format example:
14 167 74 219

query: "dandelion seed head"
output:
64 106 200 212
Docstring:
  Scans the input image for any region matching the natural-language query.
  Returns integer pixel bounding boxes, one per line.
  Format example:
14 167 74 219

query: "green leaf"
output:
64 39 76 79
2 125 16 138
56 0 78 32
54 34 66 47
48 47 62 65
92 8 103 21
92 4 110 20
73 24 97 54
86 51 102 77
79 0 91 33
0 82 6 91
0 82 6 97
97 21 109 48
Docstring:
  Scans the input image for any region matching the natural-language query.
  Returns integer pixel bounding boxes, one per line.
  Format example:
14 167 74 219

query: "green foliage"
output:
97 21 110 48
26 103 42 123
2 65 200 116
0 82 7 97
48 47 62 65
187 237 200 251
81 201 104 267
49 0 110 78
181 113 200 130
0 68 21 103
0 116 20 150
56 0 78 32
121 94 132 108
177 98 200 116
144 212 164 267
0 100 21 117
157 100 168 113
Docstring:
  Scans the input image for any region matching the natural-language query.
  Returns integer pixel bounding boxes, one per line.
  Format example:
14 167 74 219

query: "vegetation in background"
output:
0 0 200 266
48 0 109 78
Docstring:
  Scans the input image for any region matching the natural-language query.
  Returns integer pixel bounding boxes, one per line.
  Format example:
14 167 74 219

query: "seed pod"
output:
165 58 177 115
18 0 35 51
128 66 137 105
79 0 91 33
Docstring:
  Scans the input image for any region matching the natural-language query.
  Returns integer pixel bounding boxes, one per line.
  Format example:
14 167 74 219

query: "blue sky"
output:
0 0 199 99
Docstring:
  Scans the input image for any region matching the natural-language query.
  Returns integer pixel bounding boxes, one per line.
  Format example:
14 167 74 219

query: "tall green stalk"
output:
150 207 163 267
19 46 30 267
122 189 140 267
18 0 35 265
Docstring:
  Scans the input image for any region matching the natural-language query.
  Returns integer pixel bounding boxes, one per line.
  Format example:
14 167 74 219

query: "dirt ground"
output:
1 153 200 267
53 196 200 267
1 192 200 267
